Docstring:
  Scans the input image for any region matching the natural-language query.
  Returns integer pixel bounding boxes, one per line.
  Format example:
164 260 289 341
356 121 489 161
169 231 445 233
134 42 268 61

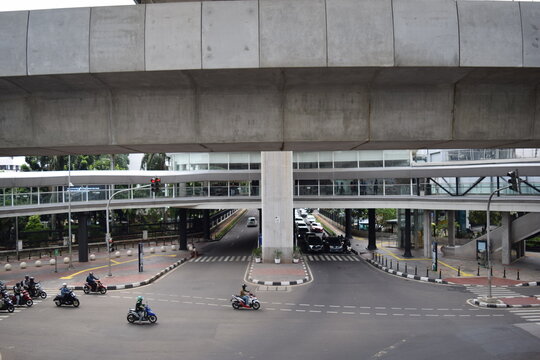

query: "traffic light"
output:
507 170 521 193
151 177 161 193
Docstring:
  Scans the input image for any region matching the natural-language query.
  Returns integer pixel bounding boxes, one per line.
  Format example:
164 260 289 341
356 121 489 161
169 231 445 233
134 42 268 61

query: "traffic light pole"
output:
105 184 151 277
486 185 510 299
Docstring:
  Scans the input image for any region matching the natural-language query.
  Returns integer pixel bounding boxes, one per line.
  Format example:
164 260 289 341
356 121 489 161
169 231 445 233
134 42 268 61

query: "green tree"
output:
376 208 396 226
141 153 169 170
468 211 501 227
24 215 46 232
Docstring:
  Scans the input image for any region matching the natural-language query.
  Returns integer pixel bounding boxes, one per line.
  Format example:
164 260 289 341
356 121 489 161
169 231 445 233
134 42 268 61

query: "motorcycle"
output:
231 293 261 310
54 290 80 307
83 280 107 295
0 297 15 313
29 282 47 299
9 289 33 307
127 304 157 324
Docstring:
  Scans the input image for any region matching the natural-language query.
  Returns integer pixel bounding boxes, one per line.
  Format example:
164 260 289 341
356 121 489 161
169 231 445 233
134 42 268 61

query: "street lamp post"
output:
105 184 151 277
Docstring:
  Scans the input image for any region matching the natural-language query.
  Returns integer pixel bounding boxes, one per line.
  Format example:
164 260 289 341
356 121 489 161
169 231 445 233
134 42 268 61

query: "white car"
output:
306 215 316 223
246 217 258 227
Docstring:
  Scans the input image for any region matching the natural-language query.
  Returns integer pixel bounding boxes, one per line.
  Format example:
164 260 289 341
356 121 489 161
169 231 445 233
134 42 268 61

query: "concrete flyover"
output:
1 0 540 156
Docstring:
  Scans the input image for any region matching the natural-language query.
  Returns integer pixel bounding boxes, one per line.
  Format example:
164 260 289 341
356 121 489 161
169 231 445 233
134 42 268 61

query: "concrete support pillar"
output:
403 209 412 258
501 212 512 265
178 208 188 250
367 208 377 250
261 151 293 262
423 210 432 258
447 210 455 247
203 209 210 240
345 209 352 240
77 212 89 262
258 208 262 235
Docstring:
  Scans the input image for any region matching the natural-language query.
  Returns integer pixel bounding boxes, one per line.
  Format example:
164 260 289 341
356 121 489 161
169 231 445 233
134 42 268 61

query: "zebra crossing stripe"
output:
224 256 230 261
241 256 248 261
218 256 225 261
308 255 314 261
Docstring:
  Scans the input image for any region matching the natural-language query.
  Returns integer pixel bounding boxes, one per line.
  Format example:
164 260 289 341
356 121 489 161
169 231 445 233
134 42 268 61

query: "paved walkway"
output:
247 259 311 286
0 244 191 291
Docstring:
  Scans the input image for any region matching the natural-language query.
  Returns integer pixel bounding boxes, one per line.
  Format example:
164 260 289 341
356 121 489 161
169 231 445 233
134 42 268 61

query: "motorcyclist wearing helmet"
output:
60 283 71 303
27 277 36 297
135 296 145 321
13 282 22 305
86 272 99 292
23 275 30 289
240 284 250 306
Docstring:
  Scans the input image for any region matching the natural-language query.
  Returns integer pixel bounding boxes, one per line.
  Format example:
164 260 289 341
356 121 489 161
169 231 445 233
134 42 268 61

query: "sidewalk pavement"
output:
0 244 192 291
316 213 540 308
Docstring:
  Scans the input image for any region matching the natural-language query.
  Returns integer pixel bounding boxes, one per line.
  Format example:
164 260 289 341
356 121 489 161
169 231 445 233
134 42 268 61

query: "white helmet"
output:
62 283 67 287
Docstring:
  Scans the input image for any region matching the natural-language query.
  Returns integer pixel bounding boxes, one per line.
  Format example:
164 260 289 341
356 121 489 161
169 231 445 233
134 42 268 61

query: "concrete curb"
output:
247 258 311 286
366 258 449 285
516 281 540 287
473 298 540 308
71 255 191 291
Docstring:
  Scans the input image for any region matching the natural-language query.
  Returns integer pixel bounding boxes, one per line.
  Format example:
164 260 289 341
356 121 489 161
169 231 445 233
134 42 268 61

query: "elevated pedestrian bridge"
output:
1 162 539 217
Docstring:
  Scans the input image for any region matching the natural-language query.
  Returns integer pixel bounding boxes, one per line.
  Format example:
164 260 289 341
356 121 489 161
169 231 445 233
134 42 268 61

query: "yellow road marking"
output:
379 249 475 277
60 254 177 280
437 261 474 277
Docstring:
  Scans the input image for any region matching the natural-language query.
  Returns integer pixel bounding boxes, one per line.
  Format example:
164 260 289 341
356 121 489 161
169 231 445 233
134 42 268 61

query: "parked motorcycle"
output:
83 280 107 295
9 289 33 307
0 297 15 313
54 290 80 307
231 293 261 310
127 304 157 324
29 282 47 299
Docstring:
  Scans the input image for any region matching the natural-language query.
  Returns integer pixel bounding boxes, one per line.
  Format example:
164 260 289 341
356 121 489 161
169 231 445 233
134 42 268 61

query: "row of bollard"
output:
373 253 522 280
3 245 178 271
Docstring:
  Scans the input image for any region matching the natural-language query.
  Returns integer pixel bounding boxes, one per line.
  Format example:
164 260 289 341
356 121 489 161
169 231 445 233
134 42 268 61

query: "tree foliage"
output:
468 211 501 227
22 155 129 171
24 215 46 232
141 153 169 170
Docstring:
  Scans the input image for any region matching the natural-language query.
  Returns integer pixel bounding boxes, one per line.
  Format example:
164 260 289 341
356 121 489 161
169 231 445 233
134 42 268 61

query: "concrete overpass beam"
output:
261 151 293 263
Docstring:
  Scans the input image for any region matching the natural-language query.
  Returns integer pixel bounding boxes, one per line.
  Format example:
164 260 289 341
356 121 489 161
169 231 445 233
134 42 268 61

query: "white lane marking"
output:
309 310 321 313
459 315 471 317
195 302 205 305
425 314 439 317
391 307 402 310
443 314 456 317
404 308 417 310
360 306 371 309
183 301 193 304
296 309 306 312
344 305 356 309
376 313 387 316
285 303 296 306
437 308 449 311
409 314 421 317
329 305 340 308
280 309 292 312
375 307 386 310
171 300 179 303
343 311 355 315
299 304 310 307
359 312 370 315
475 315 490 317
314 305 325 307
422 308 434 311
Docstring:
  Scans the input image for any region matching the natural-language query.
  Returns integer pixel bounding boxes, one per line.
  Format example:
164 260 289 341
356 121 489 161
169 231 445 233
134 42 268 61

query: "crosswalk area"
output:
306 254 360 262
189 255 251 263
509 308 540 324
0 299 43 321
466 285 525 298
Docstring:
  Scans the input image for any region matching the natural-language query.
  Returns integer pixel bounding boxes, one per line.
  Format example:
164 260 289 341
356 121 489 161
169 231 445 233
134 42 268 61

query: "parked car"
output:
325 236 344 253
246 217 258 227
310 222 323 233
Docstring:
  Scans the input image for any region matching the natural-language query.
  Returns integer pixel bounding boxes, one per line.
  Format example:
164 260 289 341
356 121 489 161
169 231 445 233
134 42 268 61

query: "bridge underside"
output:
1 67 540 156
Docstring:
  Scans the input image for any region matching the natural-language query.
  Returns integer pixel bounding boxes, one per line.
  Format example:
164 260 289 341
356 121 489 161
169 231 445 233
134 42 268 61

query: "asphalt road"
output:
1 209 539 360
